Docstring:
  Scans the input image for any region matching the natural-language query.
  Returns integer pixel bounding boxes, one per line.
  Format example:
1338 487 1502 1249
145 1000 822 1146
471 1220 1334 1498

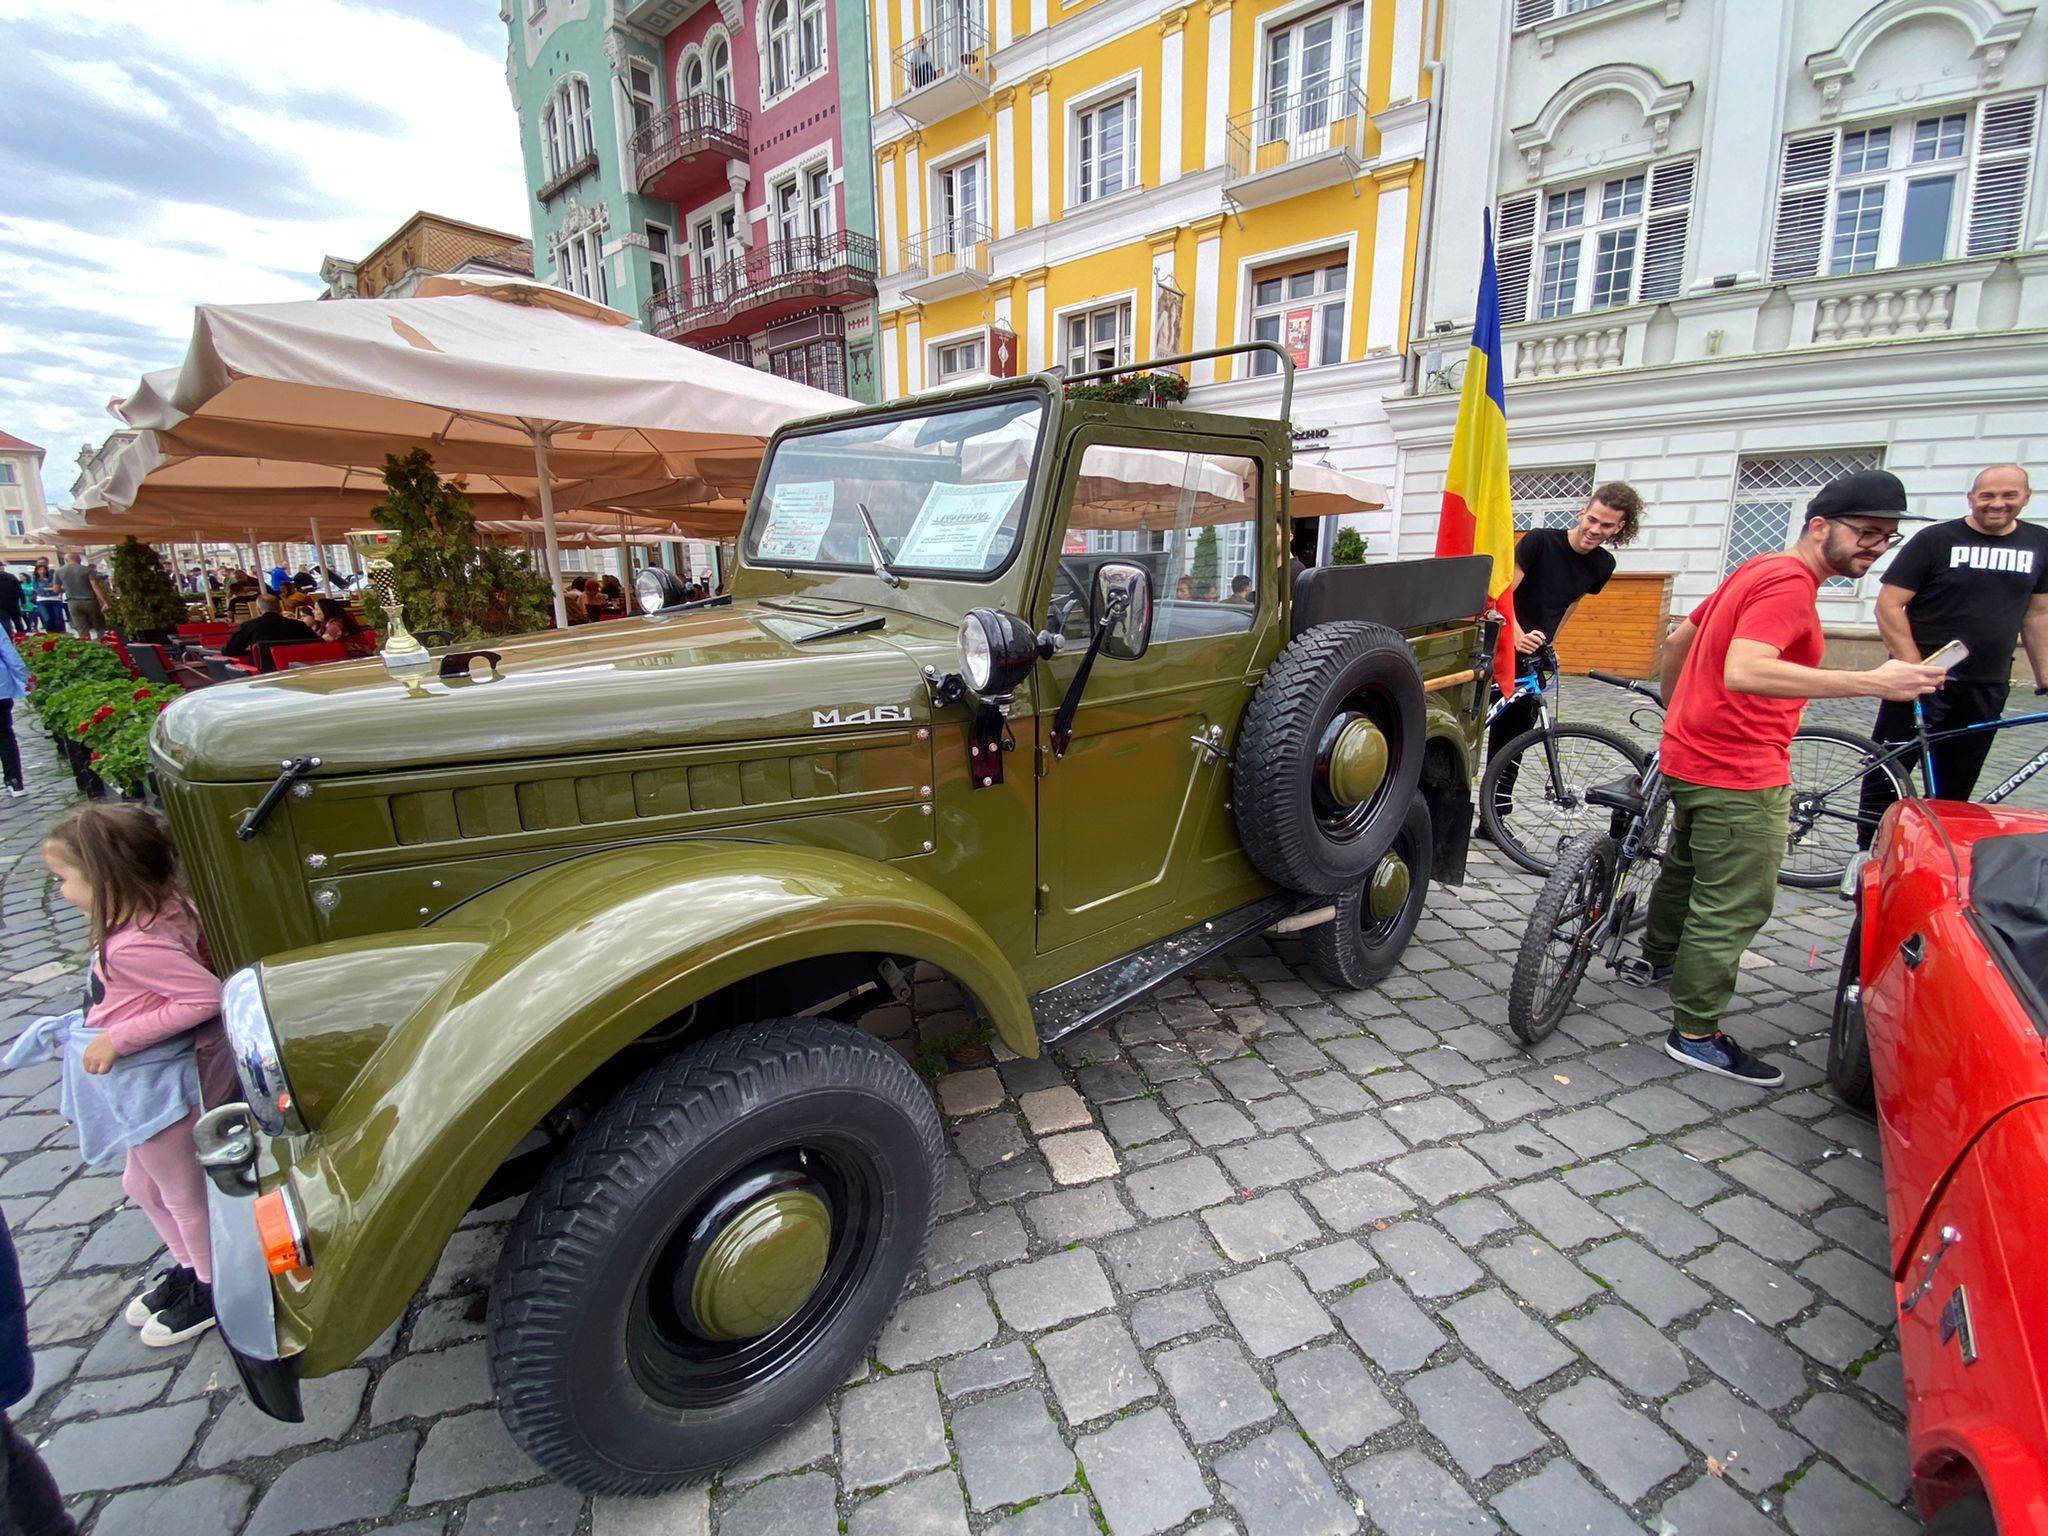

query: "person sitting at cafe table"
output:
312 598 376 658
221 597 311 660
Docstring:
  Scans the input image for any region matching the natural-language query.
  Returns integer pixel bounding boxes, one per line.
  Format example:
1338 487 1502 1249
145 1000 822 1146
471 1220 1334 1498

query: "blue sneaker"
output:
1664 1028 1783 1087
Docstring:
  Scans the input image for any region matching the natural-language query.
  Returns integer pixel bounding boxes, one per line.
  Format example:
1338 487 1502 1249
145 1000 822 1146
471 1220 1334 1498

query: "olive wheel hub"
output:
676 1176 832 1342
1367 851 1411 922
1322 714 1390 807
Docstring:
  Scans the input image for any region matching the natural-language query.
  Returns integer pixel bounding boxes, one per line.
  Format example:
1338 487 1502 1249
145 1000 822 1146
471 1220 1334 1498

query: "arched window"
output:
541 76 595 180
680 49 705 102
798 0 826 76
766 0 794 96
710 36 734 101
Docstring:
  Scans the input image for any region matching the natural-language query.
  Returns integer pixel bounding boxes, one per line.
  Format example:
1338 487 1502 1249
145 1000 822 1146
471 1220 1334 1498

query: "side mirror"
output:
1092 562 1153 661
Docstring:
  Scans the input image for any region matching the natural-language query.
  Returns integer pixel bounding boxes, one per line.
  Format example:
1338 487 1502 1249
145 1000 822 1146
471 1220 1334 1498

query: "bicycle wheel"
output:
1508 831 1617 1045
1782 727 1910 890
1480 723 1647 877
1608 781 1673 939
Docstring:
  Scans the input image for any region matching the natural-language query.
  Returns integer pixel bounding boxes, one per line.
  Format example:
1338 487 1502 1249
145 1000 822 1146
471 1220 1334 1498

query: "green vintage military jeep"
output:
163 346 1491 1493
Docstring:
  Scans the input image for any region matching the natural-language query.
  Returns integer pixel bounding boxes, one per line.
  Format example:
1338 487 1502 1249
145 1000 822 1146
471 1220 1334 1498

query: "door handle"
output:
1190 725 1232 763
1901 933 1925 969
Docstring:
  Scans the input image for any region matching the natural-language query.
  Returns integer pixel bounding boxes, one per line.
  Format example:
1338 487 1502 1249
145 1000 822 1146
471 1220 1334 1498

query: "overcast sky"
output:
0 0 531 504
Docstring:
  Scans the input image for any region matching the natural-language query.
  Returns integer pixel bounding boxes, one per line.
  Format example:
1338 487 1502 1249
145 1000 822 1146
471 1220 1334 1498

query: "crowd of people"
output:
0 555 113 640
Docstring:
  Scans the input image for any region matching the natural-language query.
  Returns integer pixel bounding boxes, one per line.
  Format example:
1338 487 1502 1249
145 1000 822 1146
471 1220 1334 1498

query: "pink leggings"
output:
122 1110 212 1284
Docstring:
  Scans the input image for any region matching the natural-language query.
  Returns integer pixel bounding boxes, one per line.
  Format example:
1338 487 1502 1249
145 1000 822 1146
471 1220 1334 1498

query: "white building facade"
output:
1386 0 2048 656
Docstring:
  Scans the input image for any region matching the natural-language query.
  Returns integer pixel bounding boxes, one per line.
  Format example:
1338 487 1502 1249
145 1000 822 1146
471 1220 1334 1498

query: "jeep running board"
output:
1031 890 1316 1047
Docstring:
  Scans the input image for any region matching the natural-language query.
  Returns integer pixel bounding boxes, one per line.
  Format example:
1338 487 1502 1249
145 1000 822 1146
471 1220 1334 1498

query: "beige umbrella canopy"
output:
1289 459 1387 519
113 275 847 626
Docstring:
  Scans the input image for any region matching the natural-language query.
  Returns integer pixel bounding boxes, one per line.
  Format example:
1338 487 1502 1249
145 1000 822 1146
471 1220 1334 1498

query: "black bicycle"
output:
1485 670 1902 890
1506 674 1676 1044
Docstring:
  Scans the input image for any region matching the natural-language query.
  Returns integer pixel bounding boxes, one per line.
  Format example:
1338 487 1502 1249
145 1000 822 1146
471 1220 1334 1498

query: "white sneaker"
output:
4 783 24 798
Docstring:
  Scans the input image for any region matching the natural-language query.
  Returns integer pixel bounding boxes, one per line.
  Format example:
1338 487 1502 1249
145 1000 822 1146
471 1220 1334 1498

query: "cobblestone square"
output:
3 681 2040 1533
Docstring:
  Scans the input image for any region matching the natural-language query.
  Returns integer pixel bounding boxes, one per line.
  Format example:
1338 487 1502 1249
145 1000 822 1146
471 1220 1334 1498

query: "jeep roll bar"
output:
1058 342 1296 421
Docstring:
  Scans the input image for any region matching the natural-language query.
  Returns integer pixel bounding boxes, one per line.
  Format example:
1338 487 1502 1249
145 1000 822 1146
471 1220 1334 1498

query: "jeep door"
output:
1029 432 1276 954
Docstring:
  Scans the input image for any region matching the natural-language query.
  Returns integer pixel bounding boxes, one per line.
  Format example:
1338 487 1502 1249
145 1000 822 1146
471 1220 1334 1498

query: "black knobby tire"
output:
1508 831 1616 1045
488 1020 943 1494
1478 722 1647 876
1927 1492 1996 1535
1827 916 1875 1110
1235 621 1426 895
1306 798 1433 989
1782 726 1910 890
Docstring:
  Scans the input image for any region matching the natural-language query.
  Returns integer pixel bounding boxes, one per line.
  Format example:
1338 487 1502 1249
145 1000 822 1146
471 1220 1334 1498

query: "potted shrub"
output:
364 450 553 641
107 537 191 645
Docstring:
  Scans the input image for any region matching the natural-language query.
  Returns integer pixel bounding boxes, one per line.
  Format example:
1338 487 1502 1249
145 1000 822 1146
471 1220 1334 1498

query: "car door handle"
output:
1901 933 1925 969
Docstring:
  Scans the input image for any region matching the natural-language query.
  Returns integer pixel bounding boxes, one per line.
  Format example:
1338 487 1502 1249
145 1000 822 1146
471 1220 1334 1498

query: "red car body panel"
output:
1856 799 2048 1529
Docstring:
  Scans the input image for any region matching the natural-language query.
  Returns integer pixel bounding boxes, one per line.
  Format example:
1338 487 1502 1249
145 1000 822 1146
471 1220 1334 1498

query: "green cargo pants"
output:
1641 777 1789 1038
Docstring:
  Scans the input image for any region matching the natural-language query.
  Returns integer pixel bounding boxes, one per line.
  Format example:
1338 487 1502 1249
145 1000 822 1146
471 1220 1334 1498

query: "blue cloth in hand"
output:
4 1011 202 1166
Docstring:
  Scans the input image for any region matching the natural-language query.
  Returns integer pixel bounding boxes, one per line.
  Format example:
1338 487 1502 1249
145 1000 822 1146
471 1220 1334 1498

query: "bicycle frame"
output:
1910 705 2048 803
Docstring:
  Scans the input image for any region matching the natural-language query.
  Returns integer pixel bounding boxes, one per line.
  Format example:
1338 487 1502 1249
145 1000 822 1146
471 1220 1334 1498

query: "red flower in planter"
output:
157 701 172 713
90 751 102 763
76 721 91 735
38 641 54 653
92 706 116 723
132 688 152 701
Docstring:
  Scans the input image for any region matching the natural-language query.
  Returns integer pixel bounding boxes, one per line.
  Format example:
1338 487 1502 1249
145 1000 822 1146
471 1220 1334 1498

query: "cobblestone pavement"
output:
2 681 2042 1536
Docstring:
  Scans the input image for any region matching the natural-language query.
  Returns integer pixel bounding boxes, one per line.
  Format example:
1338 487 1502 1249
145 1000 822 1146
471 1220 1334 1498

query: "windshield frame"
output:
741 383 1055 585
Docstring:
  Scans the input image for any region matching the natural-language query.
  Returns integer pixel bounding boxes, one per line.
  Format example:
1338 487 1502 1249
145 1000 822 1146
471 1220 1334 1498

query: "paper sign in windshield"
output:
895 480 1025 569
757 483 835 561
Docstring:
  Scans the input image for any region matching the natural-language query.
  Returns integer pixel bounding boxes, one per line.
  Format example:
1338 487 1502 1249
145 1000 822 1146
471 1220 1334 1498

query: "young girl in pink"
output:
39 804 230 1345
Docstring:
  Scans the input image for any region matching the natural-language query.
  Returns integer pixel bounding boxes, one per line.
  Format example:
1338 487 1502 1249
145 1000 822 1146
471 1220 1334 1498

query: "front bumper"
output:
196 1103 305 1422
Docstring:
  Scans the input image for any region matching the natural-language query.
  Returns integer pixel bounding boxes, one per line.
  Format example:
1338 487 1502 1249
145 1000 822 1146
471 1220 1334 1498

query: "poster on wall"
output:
1284 310 1314 369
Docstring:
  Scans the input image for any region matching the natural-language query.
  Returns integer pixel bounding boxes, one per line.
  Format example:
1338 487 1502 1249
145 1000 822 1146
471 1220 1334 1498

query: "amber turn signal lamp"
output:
254 1190 311 1275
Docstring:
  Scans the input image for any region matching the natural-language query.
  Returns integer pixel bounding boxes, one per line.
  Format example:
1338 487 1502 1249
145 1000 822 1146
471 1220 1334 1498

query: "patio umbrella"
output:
1289 460 1387 519
113 274 847 627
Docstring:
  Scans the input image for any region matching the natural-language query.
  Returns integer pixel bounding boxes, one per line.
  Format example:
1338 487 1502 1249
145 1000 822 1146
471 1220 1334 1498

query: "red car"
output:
1830 800 2048 1535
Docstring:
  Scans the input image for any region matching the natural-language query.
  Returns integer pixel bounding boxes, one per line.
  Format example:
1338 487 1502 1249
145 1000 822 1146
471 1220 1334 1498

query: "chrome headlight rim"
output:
221 966 304 1138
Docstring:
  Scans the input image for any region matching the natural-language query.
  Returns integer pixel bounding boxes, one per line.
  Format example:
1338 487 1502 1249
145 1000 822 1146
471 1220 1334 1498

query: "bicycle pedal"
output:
1616 957 1669 987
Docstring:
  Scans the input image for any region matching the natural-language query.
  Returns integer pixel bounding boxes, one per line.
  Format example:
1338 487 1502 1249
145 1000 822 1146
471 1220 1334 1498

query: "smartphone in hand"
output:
1923 640 1971 672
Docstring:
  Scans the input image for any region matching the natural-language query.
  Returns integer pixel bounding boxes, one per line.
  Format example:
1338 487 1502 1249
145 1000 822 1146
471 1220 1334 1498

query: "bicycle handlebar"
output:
1588 670 1665 709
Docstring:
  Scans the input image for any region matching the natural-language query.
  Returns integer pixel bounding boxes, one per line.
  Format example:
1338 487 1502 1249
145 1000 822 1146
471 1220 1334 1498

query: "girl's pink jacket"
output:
90 904 235 1105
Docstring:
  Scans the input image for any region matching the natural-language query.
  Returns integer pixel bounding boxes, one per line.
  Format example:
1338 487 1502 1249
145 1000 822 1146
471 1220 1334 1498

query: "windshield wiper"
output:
855 501 904 589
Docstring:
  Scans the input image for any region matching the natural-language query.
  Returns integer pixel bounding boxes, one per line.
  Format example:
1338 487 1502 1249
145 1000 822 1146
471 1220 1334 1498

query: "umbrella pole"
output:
309 517 329 595
531 429 569 630
197 532 218 616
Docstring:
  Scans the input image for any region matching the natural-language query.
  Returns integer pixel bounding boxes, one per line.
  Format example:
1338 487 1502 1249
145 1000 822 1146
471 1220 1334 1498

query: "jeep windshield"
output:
746 395 1046 580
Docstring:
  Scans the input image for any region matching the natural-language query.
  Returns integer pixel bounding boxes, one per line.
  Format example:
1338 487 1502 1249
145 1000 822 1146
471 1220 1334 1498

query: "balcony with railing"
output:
644 230 879 342
1225 80 1370 209
898 220 993 303
891 13 991 124
632 96 750 204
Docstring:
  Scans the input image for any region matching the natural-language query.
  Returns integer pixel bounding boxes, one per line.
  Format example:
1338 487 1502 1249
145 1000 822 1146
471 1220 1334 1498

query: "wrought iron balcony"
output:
1225 79 1370 209
898 220 993 303
632 96 751 202
891 13 991 123
645 230 879 342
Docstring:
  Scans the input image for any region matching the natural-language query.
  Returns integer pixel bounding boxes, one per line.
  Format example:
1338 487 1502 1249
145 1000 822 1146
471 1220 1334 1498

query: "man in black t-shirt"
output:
1484 482 1643 827
1858 463 2048 841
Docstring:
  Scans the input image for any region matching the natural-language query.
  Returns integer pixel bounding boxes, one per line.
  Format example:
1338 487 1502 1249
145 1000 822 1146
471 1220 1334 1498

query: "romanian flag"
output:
1435 209 1517 696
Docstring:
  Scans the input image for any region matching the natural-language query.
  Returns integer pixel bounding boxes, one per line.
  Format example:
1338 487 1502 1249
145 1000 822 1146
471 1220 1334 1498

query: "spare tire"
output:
1235 621 1426 894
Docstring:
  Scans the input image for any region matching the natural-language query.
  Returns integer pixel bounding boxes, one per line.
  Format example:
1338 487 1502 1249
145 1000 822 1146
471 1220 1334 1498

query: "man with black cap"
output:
1856 463 2048 842
1631 468 1948 1087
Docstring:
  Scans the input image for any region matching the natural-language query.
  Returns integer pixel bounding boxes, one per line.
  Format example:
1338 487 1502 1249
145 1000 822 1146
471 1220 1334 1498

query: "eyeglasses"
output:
1833 522 1905 549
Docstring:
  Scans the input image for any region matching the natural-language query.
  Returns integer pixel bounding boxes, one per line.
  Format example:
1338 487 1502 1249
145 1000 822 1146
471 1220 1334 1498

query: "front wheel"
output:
1508 832 1616 1045
1782 727 1909 890
1827 917 1874 1110
489 1020 944 1494
1479 723 1647 877
1927 1492 1996 1535
1305 798 1433 989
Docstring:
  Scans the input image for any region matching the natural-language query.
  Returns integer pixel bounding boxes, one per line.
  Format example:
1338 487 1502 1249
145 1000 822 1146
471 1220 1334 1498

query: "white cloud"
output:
0 0 530 501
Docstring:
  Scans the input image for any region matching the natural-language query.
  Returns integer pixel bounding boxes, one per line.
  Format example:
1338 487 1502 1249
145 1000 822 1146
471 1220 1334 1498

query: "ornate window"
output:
798 0 827 77
626 60 658 135
555 227 609 304
1726 450 1883 587
1497 158 1694 323
1769 96 2040 280
766 0 795 96
711 36 734 101
680 49 705 100
540 76 595 182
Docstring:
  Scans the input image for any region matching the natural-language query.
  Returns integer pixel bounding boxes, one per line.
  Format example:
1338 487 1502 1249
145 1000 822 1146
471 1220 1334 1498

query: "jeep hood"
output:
153 600 950 783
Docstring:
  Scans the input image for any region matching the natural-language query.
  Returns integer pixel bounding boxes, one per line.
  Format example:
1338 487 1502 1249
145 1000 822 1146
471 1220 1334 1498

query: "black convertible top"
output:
1972 831 2048 1005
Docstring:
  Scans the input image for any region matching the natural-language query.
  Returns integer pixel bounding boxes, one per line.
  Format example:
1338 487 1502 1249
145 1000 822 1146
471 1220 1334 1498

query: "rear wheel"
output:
1509 832 1616 1045
1827 917 1875 1110
489 1020 943 1494
1783 727 1908 889
1305 798 1433 989
1479 723 1646 877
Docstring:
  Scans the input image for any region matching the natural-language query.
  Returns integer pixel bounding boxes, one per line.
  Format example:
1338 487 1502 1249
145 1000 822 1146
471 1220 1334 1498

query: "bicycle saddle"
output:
1585 776 1645 816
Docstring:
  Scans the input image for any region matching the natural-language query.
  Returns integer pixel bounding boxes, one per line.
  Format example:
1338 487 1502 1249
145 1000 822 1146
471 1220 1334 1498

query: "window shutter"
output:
1640 160 1694 300
1496 193 1538 324
1769 133 1834 280
1966 96 2038 256
1514 0 1554 26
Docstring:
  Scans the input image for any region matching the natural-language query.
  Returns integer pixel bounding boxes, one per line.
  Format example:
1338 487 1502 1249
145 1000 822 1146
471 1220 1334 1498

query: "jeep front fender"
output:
267 842 1031 1372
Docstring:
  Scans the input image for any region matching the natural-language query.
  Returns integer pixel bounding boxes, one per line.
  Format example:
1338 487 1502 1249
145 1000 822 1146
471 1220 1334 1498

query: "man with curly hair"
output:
1483 481 1643 832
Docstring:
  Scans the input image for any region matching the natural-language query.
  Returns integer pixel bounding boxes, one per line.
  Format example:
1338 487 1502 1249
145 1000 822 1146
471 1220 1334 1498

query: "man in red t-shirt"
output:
1636 469 1947 1086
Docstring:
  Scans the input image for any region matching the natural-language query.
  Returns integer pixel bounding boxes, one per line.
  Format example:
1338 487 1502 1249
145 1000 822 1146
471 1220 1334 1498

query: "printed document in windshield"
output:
895 480 1025 569
756 483 836 561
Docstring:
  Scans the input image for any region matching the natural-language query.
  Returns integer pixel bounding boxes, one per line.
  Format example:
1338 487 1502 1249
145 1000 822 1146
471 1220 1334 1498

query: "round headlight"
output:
636 566 690 614
958 608 1037 697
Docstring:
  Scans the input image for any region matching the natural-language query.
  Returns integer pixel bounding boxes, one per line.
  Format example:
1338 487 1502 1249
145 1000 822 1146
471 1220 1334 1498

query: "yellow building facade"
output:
867 0 1439 472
